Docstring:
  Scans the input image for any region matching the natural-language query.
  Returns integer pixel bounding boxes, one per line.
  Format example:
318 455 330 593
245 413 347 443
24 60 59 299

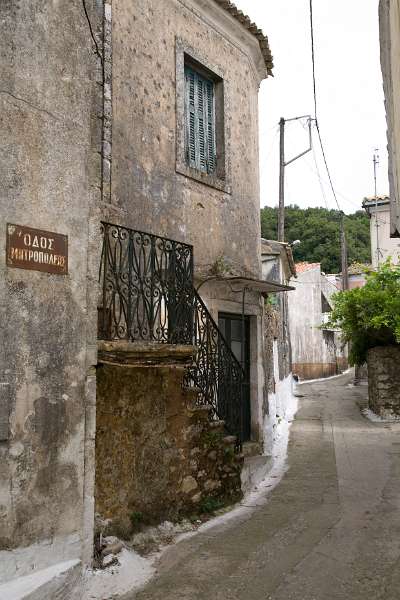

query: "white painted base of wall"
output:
0 534 81 585
0 559 81 600
241 454 273 493
264 373 297 454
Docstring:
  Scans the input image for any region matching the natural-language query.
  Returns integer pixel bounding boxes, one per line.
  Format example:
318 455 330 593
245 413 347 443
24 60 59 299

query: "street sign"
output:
6 223 68 275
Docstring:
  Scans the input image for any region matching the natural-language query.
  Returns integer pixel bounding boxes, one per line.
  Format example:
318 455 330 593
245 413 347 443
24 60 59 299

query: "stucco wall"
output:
380 0 400 237
288 267 346 380
367 204 400 266
105 0 264 279
0 0 101 578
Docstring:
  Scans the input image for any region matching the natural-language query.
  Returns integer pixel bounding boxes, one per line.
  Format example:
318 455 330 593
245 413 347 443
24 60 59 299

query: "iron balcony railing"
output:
99 222 194 343
184 289 246 448
99 222 245 446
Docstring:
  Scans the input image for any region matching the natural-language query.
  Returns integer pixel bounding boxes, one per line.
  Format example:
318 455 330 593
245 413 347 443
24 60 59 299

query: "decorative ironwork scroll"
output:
185 289 245 448
99 222 194 344
99 221 244 445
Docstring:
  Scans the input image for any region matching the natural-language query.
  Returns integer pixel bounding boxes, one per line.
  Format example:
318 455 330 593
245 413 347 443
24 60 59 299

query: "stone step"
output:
241 454 273 494
0 559 81 600
241 441 262 458
222 435 237 446
209 419 225 430
186 402 212 415
182 386 202 402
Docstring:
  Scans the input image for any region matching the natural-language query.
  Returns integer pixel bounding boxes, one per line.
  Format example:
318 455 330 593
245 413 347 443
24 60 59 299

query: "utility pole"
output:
373 149 381 267
340 212 349 290
277 116 313 242
278 118 285 242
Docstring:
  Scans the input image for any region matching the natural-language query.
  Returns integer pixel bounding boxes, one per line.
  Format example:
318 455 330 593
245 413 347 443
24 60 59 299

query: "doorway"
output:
218 312 251 442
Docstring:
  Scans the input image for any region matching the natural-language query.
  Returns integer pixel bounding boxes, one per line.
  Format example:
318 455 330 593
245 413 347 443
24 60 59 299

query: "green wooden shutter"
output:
197 77 207 172
185 67 216 175
205 80 216 174
185 69 196 168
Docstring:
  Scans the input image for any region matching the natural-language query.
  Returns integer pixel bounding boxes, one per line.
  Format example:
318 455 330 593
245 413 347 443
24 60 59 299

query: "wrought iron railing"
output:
99 222 194 343
98 222 245 445
185 289 245 448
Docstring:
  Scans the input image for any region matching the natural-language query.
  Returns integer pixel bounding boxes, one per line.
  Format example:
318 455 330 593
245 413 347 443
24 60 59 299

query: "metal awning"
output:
197 275 294 295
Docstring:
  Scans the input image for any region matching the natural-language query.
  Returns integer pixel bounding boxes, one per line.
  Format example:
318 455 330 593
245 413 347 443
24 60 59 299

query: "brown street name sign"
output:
6 224 68 275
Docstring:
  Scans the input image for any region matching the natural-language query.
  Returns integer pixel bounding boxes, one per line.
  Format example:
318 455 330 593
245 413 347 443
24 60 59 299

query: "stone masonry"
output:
95 342 243 536
367 345 400 417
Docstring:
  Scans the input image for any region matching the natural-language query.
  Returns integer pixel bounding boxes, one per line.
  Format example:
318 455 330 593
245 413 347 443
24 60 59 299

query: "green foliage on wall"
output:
260 205 371 273
327 260 400 365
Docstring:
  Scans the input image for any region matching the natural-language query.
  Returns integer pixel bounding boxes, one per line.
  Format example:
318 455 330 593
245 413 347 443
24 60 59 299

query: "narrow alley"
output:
130 373 400 600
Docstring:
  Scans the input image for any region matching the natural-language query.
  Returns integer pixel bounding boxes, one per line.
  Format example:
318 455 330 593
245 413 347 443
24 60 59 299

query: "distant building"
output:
362 196 400 266
261 240 296 455
287 262 348 380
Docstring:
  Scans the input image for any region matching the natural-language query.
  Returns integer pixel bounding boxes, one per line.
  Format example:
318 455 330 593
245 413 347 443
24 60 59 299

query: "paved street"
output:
130 372 400 600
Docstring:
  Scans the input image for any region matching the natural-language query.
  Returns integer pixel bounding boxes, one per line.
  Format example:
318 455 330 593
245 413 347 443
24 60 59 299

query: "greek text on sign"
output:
6 224 68 275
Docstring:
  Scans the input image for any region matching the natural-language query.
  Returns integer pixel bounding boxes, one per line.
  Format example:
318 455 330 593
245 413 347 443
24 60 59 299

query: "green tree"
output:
327 260 400 365
260 205 371 273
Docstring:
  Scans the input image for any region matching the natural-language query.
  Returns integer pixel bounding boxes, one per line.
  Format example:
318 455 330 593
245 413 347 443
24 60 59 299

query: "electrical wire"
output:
265 126 280 161
309 0 341 213
302 151 362 211
311 131 329 209
309 0 318 121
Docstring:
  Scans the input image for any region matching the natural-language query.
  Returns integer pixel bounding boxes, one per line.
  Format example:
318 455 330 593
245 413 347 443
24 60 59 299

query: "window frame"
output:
184 66 217 175
175 39 230 194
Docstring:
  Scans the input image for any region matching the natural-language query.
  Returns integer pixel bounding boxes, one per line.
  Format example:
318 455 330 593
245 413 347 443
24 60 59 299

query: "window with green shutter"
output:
184 67 216 175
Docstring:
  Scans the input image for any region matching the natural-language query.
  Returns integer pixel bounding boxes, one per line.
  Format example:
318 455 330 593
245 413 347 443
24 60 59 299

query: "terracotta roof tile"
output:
295 262 320 273
214 0 273 76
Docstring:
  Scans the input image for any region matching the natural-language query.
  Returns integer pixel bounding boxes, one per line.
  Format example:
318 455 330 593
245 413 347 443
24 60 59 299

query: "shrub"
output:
199 497 224 514
327 260 400 365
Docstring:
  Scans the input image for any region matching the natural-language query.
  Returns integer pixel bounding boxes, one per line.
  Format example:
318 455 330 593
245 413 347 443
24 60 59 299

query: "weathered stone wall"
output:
95 343 242 532
367 346 400 417
288 267 348 381
0 0 102 578
379 0 400 237
96 0 268 450
292 362 338 381
103 0 265 280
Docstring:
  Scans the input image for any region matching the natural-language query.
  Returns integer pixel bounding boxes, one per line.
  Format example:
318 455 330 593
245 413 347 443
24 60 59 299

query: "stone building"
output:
260 240 297 457
0 1 101 594
288 263 348 380
0 0 288 595
379 0 400 237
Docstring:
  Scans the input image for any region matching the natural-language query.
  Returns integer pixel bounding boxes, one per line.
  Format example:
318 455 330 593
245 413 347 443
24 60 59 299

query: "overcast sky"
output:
234 0 389 214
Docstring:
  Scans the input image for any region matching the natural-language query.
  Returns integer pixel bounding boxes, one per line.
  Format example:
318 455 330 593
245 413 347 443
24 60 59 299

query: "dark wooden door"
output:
218 313 251 442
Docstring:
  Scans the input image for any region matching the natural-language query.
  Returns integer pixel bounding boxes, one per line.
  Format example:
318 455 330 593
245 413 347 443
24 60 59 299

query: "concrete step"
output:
222 435 237 446
0 559 81 600
241 454 273 494
209 419 225 431
241 441 263 458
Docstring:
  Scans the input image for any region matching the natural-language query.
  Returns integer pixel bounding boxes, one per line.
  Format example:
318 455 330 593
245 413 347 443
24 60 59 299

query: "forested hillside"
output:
260 205 371 274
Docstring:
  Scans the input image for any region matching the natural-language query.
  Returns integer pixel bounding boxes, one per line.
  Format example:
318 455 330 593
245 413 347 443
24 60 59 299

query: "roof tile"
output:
213 0 273 76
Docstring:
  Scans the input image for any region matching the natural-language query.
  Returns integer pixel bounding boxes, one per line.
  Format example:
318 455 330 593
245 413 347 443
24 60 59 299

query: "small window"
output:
321 292 332 313
184 67 216 175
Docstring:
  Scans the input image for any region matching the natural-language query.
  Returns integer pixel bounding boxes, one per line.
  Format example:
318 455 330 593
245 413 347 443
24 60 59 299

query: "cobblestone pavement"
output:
127 372 400 600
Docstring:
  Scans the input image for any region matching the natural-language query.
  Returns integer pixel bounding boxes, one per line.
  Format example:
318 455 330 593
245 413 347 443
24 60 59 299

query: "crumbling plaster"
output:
0 0 102 579
106 0 265 282
379 0 400 237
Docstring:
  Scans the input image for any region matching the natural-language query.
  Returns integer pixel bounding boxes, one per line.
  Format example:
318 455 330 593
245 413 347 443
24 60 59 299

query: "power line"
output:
309 0 318 120
309 0 348 288
303 156 362 211
315 124 341 212
309 0 341 213
311 130 329 209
